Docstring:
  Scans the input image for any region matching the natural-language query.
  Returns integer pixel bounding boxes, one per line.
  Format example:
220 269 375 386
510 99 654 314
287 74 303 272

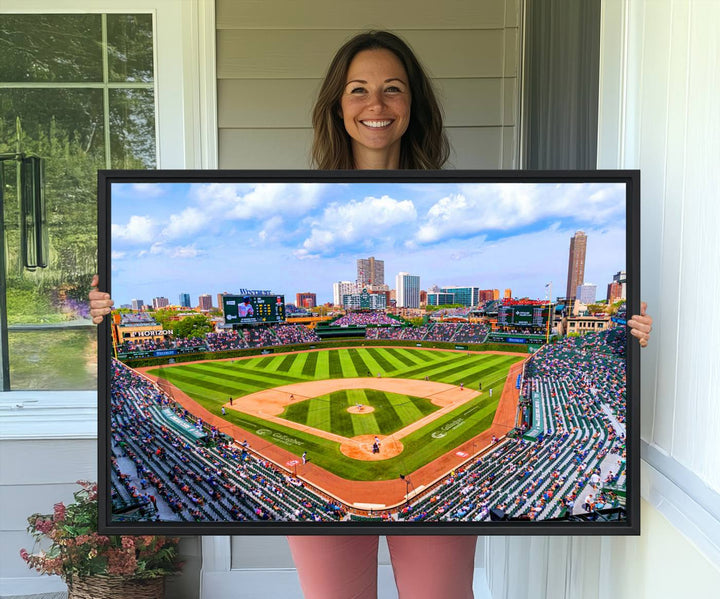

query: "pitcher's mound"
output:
340 435 403 460
347 405 375 414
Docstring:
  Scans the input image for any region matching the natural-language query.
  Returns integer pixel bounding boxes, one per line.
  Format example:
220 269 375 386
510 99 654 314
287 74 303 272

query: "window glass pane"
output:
107 14 154 83
1 14 156 391
0 14 102 82
110 89 156 169
8 329 97 390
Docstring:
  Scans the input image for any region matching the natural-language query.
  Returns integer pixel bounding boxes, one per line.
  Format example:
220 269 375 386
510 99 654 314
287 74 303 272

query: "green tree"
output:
173 314 212 339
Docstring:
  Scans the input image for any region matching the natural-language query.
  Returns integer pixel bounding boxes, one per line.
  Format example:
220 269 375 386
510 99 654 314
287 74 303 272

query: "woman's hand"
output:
89 274 114 324
627 301 653 348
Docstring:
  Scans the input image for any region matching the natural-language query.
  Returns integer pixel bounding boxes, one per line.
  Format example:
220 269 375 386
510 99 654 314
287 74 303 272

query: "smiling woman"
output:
311 30 448 170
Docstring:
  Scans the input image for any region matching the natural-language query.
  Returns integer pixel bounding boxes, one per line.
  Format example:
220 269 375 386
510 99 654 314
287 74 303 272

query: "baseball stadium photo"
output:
102 173 633 530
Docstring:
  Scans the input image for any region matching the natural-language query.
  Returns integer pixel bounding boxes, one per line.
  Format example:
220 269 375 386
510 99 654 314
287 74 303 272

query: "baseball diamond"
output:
142 347 524 485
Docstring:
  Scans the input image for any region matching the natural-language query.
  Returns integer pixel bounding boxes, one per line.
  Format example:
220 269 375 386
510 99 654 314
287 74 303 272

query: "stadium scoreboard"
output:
223 295 286 324
497 305 546 327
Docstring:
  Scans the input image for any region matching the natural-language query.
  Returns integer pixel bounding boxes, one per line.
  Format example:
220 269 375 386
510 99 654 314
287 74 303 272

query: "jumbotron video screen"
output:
98 170 640 535
223 295 286 325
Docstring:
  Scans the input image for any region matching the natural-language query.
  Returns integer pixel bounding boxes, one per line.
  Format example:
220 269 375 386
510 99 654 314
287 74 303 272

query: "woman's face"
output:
340 49 411 167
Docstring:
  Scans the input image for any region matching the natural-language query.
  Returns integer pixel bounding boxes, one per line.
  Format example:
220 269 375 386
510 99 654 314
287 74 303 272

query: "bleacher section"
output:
366 322 490 344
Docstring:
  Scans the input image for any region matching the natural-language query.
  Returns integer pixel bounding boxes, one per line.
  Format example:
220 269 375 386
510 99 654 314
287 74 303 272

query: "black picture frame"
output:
98 169 640 536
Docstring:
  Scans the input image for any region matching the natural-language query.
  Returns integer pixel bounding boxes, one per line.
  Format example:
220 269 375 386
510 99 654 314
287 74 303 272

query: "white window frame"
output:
0 0 217 436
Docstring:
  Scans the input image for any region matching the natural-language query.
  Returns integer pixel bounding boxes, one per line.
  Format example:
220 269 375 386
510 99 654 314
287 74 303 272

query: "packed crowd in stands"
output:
365 322 489 344
428 307 473 318
121 324 321 356
119 336 208 354
111 360 347 523
331 312 399 326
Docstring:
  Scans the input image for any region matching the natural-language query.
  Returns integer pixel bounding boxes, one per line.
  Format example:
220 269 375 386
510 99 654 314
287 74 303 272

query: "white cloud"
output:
143 242 202 259
295 195 417 258
111 215 156 244
192 183 324 221
414 183 626 245
111 250 126 260
130 183 166 198
162 207 211 240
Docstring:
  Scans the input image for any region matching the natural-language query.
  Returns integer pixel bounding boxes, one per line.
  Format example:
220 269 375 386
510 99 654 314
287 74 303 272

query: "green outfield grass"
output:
147 347 523 481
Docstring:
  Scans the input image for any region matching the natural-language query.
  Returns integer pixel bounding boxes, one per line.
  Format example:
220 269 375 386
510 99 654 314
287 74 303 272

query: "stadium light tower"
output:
545 281 553 344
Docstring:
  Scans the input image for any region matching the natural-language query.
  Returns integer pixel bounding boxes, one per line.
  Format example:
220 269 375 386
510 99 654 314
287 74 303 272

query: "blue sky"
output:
110 181 627 306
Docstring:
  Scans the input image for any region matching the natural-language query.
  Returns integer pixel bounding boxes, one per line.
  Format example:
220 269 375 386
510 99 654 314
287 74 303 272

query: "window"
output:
0 13 156 390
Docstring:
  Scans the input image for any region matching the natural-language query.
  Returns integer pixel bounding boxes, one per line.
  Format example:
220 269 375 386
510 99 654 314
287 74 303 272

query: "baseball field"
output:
145 346 524 482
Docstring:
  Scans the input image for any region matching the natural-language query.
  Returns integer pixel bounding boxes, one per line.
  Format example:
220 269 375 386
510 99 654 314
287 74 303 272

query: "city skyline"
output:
110 181 627 306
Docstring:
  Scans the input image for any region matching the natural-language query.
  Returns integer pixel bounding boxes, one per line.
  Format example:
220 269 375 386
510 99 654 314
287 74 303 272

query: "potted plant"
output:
20 480 182 599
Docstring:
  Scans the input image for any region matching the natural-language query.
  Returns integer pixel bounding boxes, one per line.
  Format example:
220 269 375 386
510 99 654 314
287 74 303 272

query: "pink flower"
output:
53 503 66 522
121 536 135 550
19 548 29 562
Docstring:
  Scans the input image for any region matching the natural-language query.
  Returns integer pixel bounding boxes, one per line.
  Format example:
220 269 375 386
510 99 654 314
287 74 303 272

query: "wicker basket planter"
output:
67 575 165 599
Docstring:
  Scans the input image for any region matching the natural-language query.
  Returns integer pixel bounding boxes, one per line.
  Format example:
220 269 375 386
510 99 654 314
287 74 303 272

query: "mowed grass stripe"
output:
365 348 398 373
345 390 379 436
391 354 468 379
301 351 319 376
257 356 275 368
348 348 373 378
276 353 300 372
327 351 343 378
329 391 354 437
444 356 521 386
153 370 257 398
314 350 330 379
383 347 417 367
338 350 358 378
283 399 309 422
401 348 437 363
364 389 403 432
305 395 332 430
178 362 301 386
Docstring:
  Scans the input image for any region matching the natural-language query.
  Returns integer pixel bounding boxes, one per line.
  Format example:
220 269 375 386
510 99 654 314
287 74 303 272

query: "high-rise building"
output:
179 293 191 308
504 288 512 299
296 292 317 309
566 231 587 301
419 290 427 305
607 281 623 304
479 289 496 302
438 286 481 307
427 292 456 306
131 299 144 311
198 294 213 311
152 297 169 309
609 271 627 302
333 281 357 306
217 293 228 311
396 272 420 308
357 257 384 286
576 283 597 305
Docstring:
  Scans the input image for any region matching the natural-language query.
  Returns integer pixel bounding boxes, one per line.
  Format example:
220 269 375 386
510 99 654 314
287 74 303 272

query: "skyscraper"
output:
131 299 144 311
296 292 317 309
566 231 587 301
179 293 191 308
396 272 420 308
152 297 169 309
576 283 597 305
333 281 357 306
198 294 213 311
357 257 384 286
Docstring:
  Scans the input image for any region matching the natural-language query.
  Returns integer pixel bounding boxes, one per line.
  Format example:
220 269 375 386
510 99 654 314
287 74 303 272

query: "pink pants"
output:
287 535 477 599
